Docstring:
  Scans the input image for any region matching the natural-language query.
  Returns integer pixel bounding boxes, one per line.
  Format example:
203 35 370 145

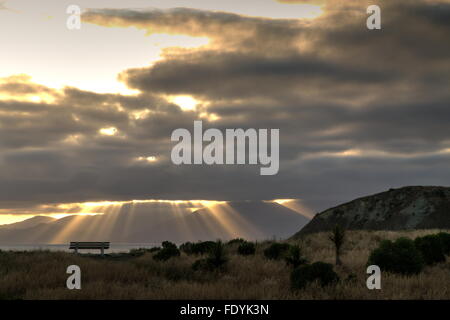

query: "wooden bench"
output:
69 242 110 255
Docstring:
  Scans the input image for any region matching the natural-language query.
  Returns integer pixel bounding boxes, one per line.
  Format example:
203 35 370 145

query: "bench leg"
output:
101 247 104 256
74 247 78 254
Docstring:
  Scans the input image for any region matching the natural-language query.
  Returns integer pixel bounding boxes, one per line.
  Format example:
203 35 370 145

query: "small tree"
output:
206 240 228 269
285 245 308 268
192 240 228 271
153 241 180 261
329 225 345 266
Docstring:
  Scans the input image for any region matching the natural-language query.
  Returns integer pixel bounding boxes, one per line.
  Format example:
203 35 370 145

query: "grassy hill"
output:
296 186 450 236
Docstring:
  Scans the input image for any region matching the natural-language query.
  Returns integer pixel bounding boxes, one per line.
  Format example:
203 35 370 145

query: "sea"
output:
0 243 160 253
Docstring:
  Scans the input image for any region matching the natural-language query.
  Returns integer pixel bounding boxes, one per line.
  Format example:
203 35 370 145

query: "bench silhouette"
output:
69 242 110 255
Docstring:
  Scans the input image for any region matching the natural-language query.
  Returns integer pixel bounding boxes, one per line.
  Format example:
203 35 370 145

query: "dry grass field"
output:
0 229 449 300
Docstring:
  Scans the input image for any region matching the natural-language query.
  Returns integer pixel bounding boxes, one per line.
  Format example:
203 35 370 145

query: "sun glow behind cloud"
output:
0 0 324 96
0 2 210 96
271 199 315 219
169 95 199 111
0 199 226 225
99 127 118 136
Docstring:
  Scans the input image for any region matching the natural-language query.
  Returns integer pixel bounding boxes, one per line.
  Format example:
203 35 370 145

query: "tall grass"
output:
0 229 449 299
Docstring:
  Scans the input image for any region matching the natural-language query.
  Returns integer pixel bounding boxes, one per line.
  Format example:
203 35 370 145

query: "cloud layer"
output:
1 0 450 214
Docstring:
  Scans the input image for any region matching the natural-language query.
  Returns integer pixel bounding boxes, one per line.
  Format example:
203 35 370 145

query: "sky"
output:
0 0 449 224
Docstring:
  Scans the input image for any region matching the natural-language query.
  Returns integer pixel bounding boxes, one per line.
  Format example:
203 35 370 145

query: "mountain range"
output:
2 186 449 244
0 201 310 244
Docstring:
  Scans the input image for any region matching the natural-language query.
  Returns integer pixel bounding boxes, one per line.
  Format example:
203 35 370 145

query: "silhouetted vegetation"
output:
437 232 450 255
227 238 246 246
263 242 290 260
329 225 345 266
179 242 193 254
237 242 256 256
181 241 216 255
285 245 308 268
367 237 424 275
153 241 180 261
291 262 339 290
192 240 228 271
206 240 228 269
0 230 449 299
414 234 446 265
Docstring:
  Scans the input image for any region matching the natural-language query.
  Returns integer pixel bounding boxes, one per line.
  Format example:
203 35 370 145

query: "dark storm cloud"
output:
1 0 449 214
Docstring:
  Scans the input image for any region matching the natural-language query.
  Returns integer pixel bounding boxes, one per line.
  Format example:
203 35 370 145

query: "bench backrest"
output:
69 242 110 249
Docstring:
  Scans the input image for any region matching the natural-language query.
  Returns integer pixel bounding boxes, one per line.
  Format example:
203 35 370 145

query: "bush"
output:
227 238 246 246
237 242 256 256
153 242 180 261
179 242 193 254
161 241 178 250
285 245 308 268
263 242 291 260
206 240 228 269
192 240 228 271
291 262 339 290
414 235 446 265
189 241 217 255
436 232 450 256
367 237 424 275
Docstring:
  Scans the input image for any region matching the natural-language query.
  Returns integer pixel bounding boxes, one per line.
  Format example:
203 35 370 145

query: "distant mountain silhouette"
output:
0 201 309 244
0 216 55 230
293 186 450 237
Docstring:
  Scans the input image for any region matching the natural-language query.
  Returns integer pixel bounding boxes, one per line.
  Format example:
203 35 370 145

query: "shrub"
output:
367 237 424 275
291 262 339 290
190 241 217 255
227 238 246 246
153 242 180 261
206 240 228 269
263 242 291 260
414 235 446 265
436 232 450 256
237 242 256 256
161 241 178 250
148 247 161 253
179 242 193 254
285 245 308 268
192 240 228 271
